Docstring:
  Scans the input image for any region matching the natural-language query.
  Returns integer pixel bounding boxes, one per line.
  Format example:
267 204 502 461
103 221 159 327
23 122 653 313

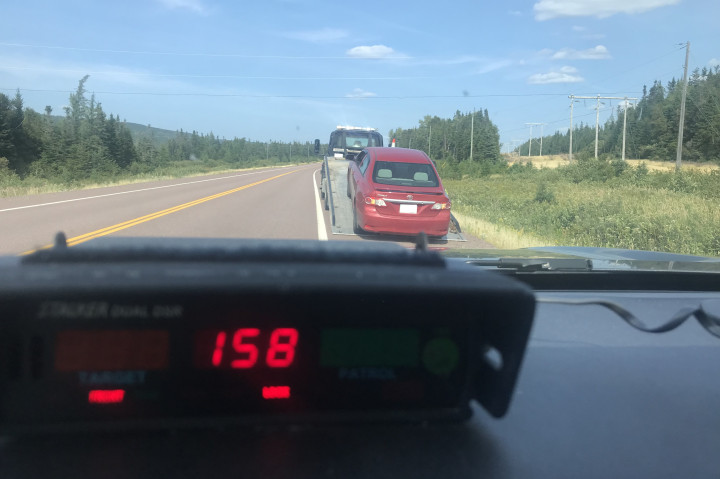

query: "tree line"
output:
389 109 502 164
0 76 315 185
517 65 720 163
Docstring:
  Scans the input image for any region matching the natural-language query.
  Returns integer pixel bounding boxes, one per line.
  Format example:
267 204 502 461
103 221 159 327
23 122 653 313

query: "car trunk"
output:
374 186 446 217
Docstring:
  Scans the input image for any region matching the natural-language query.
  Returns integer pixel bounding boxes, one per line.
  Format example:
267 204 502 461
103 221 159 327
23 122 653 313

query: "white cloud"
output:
572 25 586 31
528 67 584 84
476 59 514 74
346 45 396 59
156 0 209 14
411 56 514 72
709 58 720 68
346 88 377 98
410 55 482 66
284 28 349 43
551 45 611 60
534 0 680 20
509 10 522 16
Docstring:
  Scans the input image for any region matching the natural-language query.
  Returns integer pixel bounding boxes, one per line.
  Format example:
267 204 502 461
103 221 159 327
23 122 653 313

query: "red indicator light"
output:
88 389 125 404
262 386 291 399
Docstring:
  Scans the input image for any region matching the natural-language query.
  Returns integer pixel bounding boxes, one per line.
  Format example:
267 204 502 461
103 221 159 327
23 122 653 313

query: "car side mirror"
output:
313 139 320 155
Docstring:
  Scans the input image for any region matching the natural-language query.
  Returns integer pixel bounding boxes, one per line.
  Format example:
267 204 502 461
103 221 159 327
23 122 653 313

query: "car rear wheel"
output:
450 213 461 234
352 203 364 235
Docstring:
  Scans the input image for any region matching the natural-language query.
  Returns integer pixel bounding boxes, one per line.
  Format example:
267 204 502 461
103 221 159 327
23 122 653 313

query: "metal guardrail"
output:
323 156 336 226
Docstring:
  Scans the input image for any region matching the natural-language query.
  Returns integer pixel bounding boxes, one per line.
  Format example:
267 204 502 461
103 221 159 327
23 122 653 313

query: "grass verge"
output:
450 211 551 249
444 160 720 257
0 160 316 198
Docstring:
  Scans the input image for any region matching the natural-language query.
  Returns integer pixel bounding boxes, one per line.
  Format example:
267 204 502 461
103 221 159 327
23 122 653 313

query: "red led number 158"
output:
211 328 299 368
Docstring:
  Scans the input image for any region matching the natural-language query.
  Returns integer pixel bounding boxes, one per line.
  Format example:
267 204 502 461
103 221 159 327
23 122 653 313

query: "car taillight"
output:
365 197 387 207
432 202 451 210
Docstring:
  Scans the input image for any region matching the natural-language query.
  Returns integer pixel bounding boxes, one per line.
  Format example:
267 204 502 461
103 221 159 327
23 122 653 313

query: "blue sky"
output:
1 0 718 151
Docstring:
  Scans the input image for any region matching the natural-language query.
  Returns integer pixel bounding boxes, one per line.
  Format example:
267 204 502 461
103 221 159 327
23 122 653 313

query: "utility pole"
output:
622 99 629 161
569 95 576 161
525 123 543 157
266 142 269 160
470 110 475 161
513 139 523 156
621 98 638 161
676 41 690 171
527 124 532 157
538 124 546 156
594 96 601 159
570 95 635 160
428 125 432 155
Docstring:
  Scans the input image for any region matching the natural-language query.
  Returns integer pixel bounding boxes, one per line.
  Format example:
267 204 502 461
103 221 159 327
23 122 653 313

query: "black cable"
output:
537 297 720 339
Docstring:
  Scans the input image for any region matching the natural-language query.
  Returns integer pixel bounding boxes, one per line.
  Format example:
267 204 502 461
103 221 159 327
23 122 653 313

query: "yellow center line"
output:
20 169 299 255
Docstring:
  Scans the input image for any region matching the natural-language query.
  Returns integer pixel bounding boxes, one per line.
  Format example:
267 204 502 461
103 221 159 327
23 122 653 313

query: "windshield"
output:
0 1 717 263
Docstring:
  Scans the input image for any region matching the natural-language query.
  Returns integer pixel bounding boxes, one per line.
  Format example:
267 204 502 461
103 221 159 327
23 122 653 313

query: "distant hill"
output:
48 115 182 147
121 122 181 146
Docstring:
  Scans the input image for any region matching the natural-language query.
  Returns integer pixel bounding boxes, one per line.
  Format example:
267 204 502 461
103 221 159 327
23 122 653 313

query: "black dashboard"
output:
1 239 719 479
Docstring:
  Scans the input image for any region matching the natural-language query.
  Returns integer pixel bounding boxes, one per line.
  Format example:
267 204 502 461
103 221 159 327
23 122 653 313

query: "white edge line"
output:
312 169 328 241
0 166 298 214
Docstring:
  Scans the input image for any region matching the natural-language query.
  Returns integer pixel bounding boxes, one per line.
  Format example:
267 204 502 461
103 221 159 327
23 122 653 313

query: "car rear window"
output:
372 161 439 187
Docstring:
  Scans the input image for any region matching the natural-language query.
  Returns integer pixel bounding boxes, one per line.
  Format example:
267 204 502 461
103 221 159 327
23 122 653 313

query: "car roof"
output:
366 147 432 164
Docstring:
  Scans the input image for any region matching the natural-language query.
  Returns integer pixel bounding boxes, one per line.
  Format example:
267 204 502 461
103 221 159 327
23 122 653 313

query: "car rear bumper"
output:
360 206 450 236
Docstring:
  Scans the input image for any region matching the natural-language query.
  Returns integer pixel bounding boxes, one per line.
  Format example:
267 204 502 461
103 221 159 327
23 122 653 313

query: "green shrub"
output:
610 160 628 177
534 182 555 203
443 165 720 257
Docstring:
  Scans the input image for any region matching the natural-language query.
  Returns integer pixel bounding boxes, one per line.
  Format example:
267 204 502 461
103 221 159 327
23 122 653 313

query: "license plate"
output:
399 204 418 214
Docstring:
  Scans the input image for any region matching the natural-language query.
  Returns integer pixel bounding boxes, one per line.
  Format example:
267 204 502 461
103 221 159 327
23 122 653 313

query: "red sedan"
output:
347 147 451 237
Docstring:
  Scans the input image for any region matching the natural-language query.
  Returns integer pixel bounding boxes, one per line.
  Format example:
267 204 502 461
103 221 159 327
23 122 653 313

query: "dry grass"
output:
505 154 570 169
504 154 719 173
451 210 552 250
624 159 719 173
0 162 311 199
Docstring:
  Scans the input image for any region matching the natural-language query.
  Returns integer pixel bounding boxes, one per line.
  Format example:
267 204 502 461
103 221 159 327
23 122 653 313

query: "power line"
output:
0 87 579 99
503 107 615 133
0 42 366 60
584 44 687 92
1 66 435 81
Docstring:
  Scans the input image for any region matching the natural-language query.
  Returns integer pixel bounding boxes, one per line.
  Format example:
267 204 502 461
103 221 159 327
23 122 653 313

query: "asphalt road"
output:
0 163 492 256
